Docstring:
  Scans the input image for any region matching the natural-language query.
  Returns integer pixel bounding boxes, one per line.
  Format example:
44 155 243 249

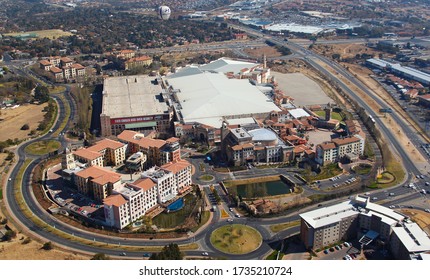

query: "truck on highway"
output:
379 108 393 113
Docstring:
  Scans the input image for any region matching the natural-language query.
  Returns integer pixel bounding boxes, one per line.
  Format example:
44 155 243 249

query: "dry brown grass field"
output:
0 104 46 142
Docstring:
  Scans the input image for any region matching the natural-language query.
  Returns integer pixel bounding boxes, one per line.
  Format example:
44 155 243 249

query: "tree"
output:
149 243 183 260
2 230 16 241
21 124 29 130
34 85 50 103
91 253 110 260
42 241 53 250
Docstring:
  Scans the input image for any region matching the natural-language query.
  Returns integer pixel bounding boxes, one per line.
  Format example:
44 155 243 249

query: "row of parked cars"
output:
323 242 352 255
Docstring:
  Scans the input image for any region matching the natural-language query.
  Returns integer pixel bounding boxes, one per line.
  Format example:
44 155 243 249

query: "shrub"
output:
42 241 53 250
21 124 29 130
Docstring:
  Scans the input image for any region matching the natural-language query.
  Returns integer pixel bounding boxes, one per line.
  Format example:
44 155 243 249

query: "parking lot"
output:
46 164 104 221
315 242 360 260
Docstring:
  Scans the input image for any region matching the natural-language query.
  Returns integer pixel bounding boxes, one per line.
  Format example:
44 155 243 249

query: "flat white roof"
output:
266 23 324 34
300 201 357 228
167 68 280 128
365 201 405 222
289 108 310 119
367 58 430 84
392 223 430 253
102 75 168 119
226 117 256 126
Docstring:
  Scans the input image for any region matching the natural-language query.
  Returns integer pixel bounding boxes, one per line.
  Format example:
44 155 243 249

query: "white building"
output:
103 160 192 229
300 195 430 259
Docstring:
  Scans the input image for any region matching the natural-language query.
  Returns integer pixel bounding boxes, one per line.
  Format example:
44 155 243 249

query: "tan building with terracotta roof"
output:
118 130 180 167
39 60 53 71
75 166 122 201
71 139 126 167
72 149 104 167
125 55 153 70
316 136 364 166
86 138 127 166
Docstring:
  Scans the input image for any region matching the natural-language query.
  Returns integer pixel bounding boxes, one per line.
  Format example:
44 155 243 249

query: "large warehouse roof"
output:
102 75 168 119
167 67 280 128
199 57 260 74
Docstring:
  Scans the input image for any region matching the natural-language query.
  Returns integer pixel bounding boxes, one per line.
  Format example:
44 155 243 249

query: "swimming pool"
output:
166 197 184 212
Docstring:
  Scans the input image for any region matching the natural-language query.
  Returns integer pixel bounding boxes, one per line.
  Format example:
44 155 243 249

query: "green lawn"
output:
199 174 214 181
24 140 61 155
210 224 262 255
308 163 343 181
152 194 197 229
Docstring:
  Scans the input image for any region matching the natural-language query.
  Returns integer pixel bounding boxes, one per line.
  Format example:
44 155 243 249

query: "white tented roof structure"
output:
167 67 280 128
199 57 260 74
289 108 310 119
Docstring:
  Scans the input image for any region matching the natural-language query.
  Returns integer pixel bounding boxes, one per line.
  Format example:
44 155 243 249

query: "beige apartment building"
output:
75 166 122 201
71 139 126 167
315 135 364 166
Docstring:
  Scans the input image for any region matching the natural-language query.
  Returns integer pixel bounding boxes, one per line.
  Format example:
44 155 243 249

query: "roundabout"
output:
210 224 262 255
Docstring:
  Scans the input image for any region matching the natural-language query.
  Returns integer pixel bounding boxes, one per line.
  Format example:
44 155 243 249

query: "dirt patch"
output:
0 237 87 260
243 46 282 58
0 104 46 142
312 43 383 61
399 209 430 235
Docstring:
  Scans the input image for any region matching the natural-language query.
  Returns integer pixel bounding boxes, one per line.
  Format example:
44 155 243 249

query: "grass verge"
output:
269 220 300 233
24 140 61 155
210 224 262 255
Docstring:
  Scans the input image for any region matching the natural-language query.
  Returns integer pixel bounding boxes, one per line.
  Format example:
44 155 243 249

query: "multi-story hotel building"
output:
71 139 126 167
75 166 122 202
315 135 364 166
300 195 430 259
118 130 180 167
103 160 192 229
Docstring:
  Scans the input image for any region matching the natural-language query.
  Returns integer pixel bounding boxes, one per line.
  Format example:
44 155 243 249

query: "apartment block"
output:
118 130 180 167
103 160 192 229
75 166 122 201
315 135 363 166
300 195 430 259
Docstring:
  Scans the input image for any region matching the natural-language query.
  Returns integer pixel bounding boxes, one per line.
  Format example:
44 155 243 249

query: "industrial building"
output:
100 75 173 137
366 58 430 86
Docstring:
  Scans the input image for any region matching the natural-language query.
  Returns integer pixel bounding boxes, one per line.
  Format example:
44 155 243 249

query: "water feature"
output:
235 180 292 198
166 197 185 212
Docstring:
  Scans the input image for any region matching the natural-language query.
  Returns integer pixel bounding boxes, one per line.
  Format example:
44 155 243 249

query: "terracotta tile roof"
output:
319 142 336 150
60 57 73 63
418 94 430 100
71 63 85 70
127 56 152 62
103 194 127 207
166 137 180 144
161 159 191 174
76 166 121 186
293 145 307 153
73 148 102 161
131 178 156 191
50 66 63 73
39 60 52 66
87 138 125 152
118 130 166 149
120 49 135 54
332 136 360 146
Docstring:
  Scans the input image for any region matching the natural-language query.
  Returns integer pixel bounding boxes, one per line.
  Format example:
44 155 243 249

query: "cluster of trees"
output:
37 101 55 131
149 243 183 260
0 76 36 104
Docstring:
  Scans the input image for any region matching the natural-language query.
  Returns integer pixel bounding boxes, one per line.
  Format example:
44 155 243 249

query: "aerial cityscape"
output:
1 0 430 262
